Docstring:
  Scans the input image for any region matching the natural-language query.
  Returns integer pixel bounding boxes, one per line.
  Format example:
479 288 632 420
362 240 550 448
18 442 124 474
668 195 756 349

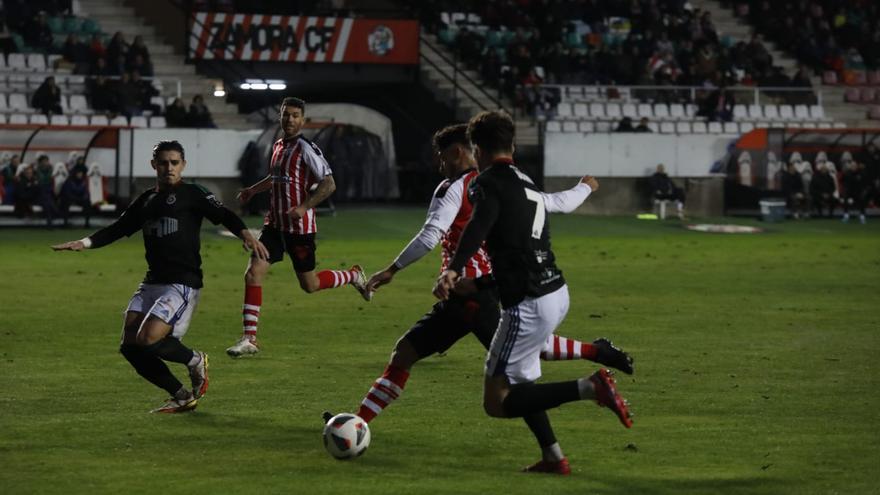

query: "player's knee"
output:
119 343 139 360
390 338 419 369
483 395 507 418
299 278 319 293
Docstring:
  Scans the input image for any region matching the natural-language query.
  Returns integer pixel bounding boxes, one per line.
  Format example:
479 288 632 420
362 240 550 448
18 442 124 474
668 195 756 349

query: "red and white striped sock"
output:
356 364 410 423
540 335 598 361
316 268 358 290
242 285 262 339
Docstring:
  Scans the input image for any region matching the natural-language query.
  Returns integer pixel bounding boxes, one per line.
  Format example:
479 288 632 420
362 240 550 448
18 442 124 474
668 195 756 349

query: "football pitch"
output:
1 209 878 495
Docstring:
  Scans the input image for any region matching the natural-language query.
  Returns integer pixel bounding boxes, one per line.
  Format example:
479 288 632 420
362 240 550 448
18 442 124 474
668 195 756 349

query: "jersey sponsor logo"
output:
143 217 180 238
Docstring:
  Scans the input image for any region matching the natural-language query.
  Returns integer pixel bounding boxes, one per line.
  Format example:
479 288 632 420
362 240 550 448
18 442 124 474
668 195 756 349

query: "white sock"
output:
542 442 564 462
186 352 201 367
576 377 593 400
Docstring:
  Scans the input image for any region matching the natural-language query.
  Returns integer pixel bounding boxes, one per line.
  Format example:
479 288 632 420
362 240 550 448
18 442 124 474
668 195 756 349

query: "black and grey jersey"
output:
88 182 247 288
448 159 565 308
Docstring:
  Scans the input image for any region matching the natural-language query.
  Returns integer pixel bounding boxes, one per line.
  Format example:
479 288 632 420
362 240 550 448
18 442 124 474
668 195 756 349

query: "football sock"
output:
523 410 561 460
540 335 598 361
502 381 581 417
577 376 597 400
120 344 183 395
242 285 262 338
357 364 410 423
187 352 202 367
316 268 358 290
144 337 195 365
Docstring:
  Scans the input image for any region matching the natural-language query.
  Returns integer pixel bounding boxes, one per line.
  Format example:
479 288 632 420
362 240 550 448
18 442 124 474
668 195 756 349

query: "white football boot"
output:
226 336 260 357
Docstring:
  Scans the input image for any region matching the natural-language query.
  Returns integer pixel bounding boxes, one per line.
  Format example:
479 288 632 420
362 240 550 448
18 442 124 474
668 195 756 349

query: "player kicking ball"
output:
434 111 633 473
53 140 269 413
325 124 632 474
226 97 370 357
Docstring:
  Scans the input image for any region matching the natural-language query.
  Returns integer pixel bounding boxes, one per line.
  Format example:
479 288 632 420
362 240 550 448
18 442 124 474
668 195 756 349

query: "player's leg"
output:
484 286 632 427
228 227 282 357
135 284 206 409
119 311 186 397
290 233 371 300
540 335 634 374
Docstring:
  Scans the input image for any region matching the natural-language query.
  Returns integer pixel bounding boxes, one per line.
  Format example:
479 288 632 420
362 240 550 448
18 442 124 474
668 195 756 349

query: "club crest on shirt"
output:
206 194 223 208
166 194 176 205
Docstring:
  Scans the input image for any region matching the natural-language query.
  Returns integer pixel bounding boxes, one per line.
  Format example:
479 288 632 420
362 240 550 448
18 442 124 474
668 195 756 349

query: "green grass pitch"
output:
1 209 878 494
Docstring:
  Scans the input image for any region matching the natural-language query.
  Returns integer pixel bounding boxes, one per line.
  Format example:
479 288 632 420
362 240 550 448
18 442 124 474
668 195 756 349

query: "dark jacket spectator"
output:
700 86 735 122
128 35 151 65
59 168 92 224
62 34 90 73
88 75 118 113
165 98 188 127
782 162 807 218
809 165 836 217
25 12 53 51
634 117 652 132
115 72 143 117
615 117 635 132
106 32 129 67
32 77 63 115
187 95 216 128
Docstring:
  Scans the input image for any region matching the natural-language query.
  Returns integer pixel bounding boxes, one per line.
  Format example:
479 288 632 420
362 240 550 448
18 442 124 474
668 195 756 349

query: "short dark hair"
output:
432 124 468 152
152 140 185 160
467 111 514 155
281 97 305 112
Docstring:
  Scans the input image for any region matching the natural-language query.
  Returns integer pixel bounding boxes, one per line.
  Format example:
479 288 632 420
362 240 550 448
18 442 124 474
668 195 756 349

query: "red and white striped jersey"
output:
439 170 493 278
264 135 332 234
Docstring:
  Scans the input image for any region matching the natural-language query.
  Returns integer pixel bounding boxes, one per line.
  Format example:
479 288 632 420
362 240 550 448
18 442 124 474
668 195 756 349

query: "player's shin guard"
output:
120 344 184 395
243 285 261 338
540 335 597 361
143 337 196 365
523 411 558 448
502 381 581 417
357 364 410 423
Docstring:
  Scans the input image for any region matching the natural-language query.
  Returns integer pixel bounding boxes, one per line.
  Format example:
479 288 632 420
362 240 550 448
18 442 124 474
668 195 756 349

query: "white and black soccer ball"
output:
322 413 371 460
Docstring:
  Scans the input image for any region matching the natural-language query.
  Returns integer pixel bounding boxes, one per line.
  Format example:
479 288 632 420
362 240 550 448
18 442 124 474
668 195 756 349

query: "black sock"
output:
522 411 557 448
120 344 183 395
502 381 581 417
144 337 195 365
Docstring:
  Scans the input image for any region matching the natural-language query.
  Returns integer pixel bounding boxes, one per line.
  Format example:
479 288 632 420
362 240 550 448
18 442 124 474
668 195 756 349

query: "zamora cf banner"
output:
190 13 419 64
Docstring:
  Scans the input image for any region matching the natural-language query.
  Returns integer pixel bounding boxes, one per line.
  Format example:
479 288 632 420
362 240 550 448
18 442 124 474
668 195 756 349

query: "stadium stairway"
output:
701 0 871 128
77 0 254 130
419 33 539 146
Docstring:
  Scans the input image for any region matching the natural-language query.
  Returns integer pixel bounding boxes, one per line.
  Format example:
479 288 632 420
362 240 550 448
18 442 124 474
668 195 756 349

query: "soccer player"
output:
52 140 269 413
434 111 634 472
329 124 632 474
226 97 371 357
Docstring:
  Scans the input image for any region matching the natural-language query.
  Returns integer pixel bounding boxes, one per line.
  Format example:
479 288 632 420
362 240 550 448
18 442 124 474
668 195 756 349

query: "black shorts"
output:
404 284 501 359
257 225 317 272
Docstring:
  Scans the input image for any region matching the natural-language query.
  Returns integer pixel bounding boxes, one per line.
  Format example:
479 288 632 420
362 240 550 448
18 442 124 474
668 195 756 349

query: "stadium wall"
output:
544 133 731 216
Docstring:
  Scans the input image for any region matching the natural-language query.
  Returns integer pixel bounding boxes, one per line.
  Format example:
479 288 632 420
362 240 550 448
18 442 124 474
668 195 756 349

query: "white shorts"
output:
485 284 570 384
126 283 201 339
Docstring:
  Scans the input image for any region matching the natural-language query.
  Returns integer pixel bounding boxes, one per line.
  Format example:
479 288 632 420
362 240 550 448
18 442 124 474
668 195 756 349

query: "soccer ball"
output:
322 413 371 460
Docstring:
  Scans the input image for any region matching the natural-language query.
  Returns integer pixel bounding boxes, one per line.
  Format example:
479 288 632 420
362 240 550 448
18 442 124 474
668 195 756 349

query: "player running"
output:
52 140 269 413
434 111 634 473
326 124 632 474
226 97 371 357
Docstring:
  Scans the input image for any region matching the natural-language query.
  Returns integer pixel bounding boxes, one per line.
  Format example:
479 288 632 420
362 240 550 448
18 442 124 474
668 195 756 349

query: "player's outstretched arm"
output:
238 175 272 204
366 264 399 292
51 239 88 251
433 269 460 300
542 175 599 213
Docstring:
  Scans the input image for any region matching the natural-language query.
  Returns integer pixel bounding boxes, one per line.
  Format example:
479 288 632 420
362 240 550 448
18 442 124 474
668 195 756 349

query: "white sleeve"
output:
393 180 463 269
542 182 592 213
300 140 333 178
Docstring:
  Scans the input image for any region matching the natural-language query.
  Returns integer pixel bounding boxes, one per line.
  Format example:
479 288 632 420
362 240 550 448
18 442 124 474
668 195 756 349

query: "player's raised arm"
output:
541 175 599 213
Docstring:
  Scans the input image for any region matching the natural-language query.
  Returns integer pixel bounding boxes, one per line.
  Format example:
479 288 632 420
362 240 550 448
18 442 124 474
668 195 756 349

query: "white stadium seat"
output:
7 53 28 71
739 122 755 133
59 95 70 113
833 122 847 128
660 121 675 133
0 114 6 124
708 121 723 133
150 116 167 128
653 103 670 120
0 94 7 111
595 121 612 133
786 122 802 128
675 121 691 133
685 104 698 117
545 121 561 133
9 114 28 124
669 103 685 119
69 94 90 113
621 103 637 118
110 115 129 126
589 103 606 119
637 103 653 117
26 54 46 71
801 122 817 129
794 105 810 120
29 114 49 125
573 103 588 118
47 54 63 69
810 105 825 120
646 121 659 133
778 105 794 120
605 103 621 119
562 121 578 132
9 93 30 112
90 115 109 126
723 122 739 133
748 104 763 119
756 122 770 128
763 105 779 119
817 122 832 129
129 116 149 128
733 104 748 120
71 115 90 126
691 121 707 133
556 102 572 118
50 114 69 126
578 121 594 133
8 74 28 91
